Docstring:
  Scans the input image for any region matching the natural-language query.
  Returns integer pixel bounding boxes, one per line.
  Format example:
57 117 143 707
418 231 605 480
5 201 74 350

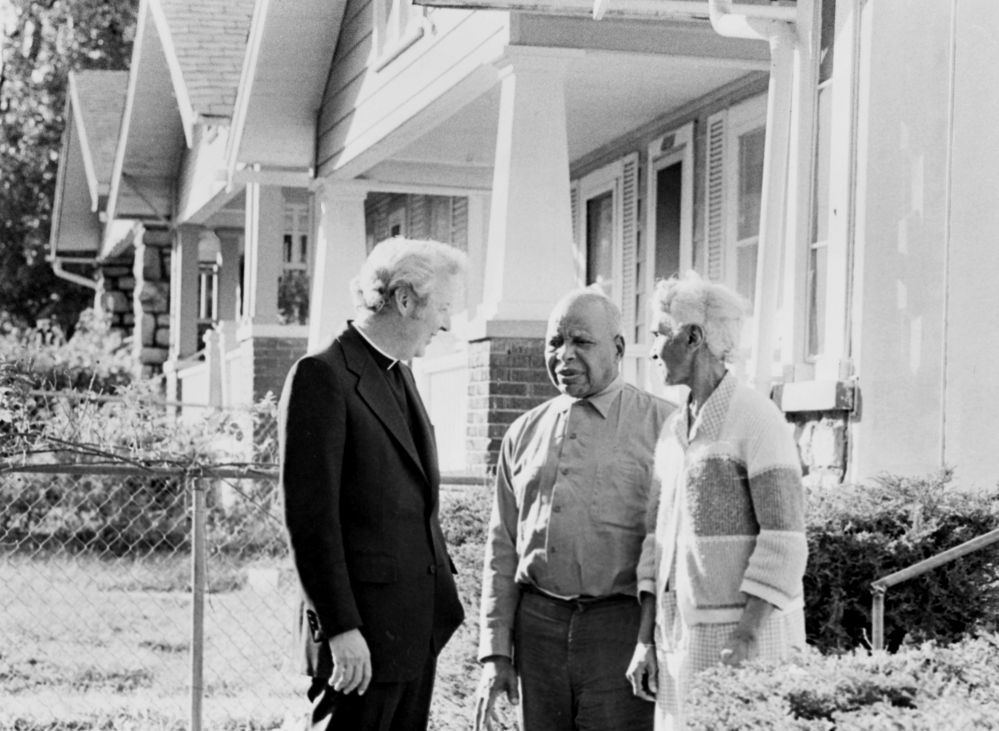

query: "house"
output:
51 0 999 486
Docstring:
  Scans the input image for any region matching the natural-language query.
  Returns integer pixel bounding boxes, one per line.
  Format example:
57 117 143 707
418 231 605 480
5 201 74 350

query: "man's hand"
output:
625 642 658 701
328 629 372 695
719 627 758 668
473 656 519 731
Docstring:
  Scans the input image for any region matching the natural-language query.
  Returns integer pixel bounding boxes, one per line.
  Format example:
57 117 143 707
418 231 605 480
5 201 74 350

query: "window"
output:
725 95 767 312
373 0 424 66
806 0 837 359
586 191 615 298
279 202 311 325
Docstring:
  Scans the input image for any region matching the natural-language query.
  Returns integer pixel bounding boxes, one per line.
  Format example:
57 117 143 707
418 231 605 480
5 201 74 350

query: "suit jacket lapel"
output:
341 327 428 484
399 363 440 498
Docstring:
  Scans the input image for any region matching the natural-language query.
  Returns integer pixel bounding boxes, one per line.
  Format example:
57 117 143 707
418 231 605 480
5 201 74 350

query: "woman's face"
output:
650 314 694 387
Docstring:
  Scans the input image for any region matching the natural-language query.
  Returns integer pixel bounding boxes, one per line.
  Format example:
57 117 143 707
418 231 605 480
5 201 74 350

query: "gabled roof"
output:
72 70 130 203
49 70 129 257
154 0 256 121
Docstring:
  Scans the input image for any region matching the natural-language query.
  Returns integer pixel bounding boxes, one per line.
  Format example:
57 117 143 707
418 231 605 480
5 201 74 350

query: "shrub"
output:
0 308 133 392
686 634 999 730
805 469 999 653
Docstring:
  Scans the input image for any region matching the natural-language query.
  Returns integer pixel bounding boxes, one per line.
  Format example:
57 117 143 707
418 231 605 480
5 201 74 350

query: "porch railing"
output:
871 525 999 651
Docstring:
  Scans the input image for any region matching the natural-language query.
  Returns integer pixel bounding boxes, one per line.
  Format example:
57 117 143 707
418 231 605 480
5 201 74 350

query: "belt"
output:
519 583 634 610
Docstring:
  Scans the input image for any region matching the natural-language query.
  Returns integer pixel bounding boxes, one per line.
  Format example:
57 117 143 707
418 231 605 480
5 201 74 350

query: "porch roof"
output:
226 0 349 183
104 0 255 250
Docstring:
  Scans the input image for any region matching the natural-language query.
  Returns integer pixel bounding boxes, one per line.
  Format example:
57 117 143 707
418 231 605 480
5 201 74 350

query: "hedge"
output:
686 634 999 730
804 470 999 653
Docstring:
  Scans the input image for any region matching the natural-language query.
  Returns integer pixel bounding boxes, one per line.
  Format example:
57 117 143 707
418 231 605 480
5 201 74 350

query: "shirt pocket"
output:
590 451 651 530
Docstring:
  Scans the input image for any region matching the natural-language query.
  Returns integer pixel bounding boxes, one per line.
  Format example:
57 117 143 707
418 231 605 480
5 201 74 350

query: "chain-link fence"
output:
0 462 305 730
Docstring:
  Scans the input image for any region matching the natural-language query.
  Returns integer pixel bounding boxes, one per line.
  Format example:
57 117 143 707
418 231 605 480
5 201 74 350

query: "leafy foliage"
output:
804 470 999 653
686 635 999 730
1 0 137 332
0 307 133 391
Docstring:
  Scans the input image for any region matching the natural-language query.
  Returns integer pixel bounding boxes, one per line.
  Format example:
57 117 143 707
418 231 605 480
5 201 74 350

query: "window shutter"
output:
705 111 726 282
620 152 639 344
570 181 583 284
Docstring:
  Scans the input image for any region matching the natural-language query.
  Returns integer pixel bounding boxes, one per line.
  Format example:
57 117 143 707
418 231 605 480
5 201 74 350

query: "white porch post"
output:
215 228 242 322
171 225 201 360
242 182 283 325
307 181 369 351
469 47 581 337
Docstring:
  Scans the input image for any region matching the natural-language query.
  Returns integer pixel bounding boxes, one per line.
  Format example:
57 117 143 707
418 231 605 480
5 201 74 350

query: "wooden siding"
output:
316 3 508 177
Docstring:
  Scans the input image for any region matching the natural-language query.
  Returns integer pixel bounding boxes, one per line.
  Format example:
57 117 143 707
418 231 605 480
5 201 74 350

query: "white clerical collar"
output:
352 322 400 369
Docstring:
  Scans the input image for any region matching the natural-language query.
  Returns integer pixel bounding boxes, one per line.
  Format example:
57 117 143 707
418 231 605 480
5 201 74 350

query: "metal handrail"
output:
870 525 999 650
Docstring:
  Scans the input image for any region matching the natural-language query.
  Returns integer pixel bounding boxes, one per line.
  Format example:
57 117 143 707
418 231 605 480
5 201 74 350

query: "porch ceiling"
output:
378 47 764 186
229 0 349 174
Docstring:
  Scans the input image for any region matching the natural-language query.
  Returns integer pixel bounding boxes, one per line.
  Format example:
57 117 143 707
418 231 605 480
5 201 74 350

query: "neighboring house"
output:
51 0 999 487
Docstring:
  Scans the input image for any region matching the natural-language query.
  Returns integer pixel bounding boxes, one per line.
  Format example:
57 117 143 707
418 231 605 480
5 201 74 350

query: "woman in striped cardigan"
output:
626 272 808 730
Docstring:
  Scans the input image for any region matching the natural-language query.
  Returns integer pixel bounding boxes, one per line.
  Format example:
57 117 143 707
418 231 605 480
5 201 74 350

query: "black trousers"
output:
306 647 437 731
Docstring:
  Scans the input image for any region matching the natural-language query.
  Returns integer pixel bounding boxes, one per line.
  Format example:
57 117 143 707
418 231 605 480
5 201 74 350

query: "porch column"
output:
308 180 368 351
215 228 242 322
471 46 581 333
170 224 201 360
242 182 283 326
464 47 577 475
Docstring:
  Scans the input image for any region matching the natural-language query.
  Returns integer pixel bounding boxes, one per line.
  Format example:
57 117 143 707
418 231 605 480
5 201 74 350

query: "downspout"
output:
50 258 98 291
708 0 797 396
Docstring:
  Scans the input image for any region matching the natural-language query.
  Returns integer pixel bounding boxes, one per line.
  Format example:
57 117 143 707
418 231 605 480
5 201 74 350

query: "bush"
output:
0 308 133 392
686 634 999 730
805 470 999 653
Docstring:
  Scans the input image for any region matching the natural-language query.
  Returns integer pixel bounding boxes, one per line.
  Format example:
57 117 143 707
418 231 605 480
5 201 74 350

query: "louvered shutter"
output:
570 181 583 284
620 152 640 344
705 111 726 282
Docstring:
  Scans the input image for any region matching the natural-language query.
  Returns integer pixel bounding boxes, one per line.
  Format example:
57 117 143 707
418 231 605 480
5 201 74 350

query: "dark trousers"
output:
514 590 654 731
306 647 437 731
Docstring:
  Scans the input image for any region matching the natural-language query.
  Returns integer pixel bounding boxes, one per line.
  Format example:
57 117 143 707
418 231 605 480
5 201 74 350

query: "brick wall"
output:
232 335 308 405
466 337 558 475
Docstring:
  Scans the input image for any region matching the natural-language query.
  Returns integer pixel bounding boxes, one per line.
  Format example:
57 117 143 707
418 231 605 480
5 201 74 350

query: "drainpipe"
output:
708 0 797 396
50 258 98 290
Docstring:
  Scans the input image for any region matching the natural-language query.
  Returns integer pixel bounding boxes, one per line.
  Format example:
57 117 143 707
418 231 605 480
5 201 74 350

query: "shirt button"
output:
427 564 437 574
553 505 562 513
550 546 557 554
569 433 577 440
561 468 568 475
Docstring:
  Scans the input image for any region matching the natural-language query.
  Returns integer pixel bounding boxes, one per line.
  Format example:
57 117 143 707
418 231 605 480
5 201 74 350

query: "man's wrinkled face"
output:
406 276 454 358
545 296 623 399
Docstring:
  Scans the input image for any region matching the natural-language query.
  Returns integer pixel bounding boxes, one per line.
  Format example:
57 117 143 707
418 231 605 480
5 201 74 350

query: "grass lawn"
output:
0 487 517 730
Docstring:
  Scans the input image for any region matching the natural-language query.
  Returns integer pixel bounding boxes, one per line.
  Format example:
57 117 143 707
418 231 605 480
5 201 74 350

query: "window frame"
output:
576 159 624 304
373 0 425 71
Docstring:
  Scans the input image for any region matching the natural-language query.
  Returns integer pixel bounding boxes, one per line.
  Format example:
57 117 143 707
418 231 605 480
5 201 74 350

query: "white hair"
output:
650 271 747 363
350 237 467 315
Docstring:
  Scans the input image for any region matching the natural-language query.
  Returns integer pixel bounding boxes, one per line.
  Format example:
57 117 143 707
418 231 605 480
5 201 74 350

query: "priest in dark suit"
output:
278 237 467 731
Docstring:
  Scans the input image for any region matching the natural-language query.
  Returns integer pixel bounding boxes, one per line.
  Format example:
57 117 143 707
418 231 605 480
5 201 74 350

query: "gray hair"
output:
350 237 467 315
650 271 746 363
553 287 624 339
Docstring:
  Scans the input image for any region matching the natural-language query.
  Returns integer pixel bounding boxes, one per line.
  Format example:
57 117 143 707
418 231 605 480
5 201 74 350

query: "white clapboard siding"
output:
414 352 469 473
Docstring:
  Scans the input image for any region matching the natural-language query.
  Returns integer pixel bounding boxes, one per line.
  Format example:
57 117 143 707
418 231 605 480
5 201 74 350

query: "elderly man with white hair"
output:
626 272 807 729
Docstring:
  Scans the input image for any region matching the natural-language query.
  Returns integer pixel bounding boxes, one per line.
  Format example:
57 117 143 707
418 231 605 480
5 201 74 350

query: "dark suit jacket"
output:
278 323 465 683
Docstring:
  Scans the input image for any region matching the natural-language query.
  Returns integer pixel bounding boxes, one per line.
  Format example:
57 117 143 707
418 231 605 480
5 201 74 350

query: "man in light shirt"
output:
474 289 675 731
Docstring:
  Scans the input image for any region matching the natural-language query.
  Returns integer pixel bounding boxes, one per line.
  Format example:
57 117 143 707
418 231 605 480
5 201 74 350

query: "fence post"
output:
190 474 207 731
871 584 885 652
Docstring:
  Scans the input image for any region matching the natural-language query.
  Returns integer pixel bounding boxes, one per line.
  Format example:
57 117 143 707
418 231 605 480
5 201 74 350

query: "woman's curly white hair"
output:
650 271 747 363
350 237 467 315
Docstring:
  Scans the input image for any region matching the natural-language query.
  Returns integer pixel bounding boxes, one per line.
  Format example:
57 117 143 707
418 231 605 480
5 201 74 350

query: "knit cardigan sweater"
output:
636 372 807 625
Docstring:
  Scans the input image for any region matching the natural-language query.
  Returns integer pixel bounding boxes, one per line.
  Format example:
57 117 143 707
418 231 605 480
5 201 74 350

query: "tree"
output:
0 0 137 334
